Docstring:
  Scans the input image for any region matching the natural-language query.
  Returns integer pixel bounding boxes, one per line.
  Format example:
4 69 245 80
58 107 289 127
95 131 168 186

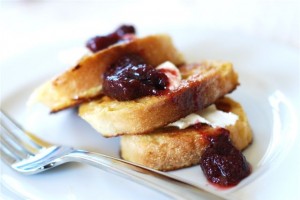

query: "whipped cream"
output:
168 104 238 129
156 61 181 90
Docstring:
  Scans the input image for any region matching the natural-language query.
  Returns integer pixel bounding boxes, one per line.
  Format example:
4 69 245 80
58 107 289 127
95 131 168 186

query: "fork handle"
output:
65 150 223 200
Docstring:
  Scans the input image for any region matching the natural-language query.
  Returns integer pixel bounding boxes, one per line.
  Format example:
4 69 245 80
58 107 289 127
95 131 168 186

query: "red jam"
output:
102 54 170 101
86 25 136 53
198 126 251 187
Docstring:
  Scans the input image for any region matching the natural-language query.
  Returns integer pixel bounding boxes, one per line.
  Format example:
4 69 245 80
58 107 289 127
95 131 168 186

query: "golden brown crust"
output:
28 34 185 112
120 97 253 171
79 61 239 137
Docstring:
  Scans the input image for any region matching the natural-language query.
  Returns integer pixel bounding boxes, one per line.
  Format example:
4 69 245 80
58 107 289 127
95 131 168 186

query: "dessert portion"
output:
29 28 184 112
29 25 252 187
79 60 238 137
120 97 252 186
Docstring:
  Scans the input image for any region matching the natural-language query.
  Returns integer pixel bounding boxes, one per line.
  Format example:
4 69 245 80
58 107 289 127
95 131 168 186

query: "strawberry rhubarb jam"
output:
198 126 251 187
102 54 170 101
86 24 136 53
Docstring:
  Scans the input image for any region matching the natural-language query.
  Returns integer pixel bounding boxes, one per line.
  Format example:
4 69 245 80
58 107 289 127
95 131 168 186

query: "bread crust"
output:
79 61 239 137
29 34 184 112
120 97 253 171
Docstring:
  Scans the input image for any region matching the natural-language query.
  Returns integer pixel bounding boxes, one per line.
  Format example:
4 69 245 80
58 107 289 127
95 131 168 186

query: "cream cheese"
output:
156 61 181 90
168 104 238 129
157 61 238 129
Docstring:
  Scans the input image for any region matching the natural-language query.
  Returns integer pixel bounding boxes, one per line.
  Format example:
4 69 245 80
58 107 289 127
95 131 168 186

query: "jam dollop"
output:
86 25 136 53
200 128 251 187
103 54 169 101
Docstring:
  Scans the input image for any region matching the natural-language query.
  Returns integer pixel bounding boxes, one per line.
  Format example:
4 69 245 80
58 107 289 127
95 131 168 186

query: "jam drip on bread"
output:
86 25 136 52
195 125 251 187
103 54 170 101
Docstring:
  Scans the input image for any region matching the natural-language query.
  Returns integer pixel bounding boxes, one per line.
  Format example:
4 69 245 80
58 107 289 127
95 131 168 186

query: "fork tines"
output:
0 110 42 164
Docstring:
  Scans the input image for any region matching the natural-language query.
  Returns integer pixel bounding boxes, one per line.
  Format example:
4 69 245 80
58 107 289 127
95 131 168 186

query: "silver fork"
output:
0 109 224 200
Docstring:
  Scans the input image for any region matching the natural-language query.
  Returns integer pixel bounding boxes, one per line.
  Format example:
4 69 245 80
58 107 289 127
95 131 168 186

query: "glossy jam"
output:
116 25 135 37
86 25 136 52
102 54 169 101
198 127 251 187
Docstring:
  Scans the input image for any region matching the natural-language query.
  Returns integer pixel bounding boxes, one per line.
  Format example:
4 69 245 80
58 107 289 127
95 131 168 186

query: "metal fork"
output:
0 109 224 200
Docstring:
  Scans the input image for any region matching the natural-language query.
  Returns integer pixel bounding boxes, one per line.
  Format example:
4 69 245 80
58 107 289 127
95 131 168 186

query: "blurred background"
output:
0 0 299 63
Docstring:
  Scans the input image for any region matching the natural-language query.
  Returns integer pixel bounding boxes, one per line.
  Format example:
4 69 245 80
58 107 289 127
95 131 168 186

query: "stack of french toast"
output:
29 25 253 187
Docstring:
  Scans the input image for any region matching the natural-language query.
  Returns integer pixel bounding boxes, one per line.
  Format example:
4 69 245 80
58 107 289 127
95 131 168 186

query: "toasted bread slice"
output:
120 97 252 171
79 61 239 137
28 34 184 112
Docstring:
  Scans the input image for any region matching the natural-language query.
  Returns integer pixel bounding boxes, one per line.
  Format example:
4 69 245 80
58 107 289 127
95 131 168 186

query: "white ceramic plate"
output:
1 29 299 200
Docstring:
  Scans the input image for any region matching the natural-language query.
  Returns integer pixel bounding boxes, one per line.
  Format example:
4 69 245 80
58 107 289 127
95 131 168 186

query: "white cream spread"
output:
156 61 238 129
168 104 238 129
156 61 181 90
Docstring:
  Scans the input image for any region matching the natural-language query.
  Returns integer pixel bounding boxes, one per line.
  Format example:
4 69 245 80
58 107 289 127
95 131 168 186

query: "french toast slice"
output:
79 61 239 137
28 34 184 112
120 97 253 171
